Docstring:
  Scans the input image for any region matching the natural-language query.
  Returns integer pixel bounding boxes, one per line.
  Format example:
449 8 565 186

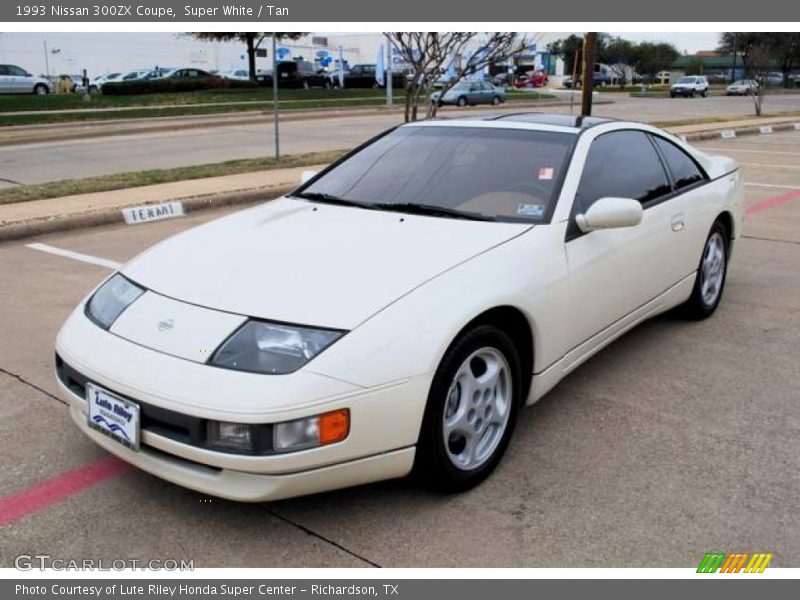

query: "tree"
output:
390 32 530 122
685 56 705 76
599 37 636 88
547 34 584 76
718 33 778 115
632 42 680 81
189 32 306 80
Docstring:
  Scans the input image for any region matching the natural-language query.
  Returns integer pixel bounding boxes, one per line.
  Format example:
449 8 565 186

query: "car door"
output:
564 130 689 357
0 65 11 93
7 65 29 93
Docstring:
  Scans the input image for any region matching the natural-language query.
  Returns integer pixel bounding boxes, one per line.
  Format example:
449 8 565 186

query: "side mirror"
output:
575 197 643 233
300 170 318 184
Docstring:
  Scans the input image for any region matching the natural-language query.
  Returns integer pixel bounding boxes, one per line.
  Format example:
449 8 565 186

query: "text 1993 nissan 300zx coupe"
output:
55 114 744 501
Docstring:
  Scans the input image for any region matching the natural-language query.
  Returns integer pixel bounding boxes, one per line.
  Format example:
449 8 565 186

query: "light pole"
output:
385 33 393 107
272 35 280 163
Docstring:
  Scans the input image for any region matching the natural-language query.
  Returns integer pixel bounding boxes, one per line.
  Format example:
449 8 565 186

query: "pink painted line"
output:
747 189 800 215
0 455 131 527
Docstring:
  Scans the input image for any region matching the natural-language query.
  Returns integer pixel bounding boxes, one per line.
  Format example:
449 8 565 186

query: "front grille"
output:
55 354 275 455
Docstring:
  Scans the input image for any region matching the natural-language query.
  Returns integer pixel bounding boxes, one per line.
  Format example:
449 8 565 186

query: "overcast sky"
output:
612 32 721 54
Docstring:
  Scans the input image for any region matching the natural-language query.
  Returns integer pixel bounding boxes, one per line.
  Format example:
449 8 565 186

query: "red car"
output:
515 71 549 88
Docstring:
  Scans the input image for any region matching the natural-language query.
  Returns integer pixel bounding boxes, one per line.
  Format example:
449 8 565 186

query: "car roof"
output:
408 113 614 133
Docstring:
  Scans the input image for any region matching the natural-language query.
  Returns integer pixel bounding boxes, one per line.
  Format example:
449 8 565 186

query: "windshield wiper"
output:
293 192 376 210
372 202 496 222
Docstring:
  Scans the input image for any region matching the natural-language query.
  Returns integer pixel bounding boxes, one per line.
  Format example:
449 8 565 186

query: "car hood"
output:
122 197 531 330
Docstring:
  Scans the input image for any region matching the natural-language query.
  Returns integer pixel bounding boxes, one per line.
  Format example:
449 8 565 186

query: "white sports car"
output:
55 114 744 501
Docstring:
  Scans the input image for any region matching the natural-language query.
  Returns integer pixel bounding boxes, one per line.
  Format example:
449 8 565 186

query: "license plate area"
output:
86 383 140 451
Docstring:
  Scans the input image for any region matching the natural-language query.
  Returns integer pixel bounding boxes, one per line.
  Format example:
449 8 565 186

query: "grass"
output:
0 149 347 206
0 88 555 127
0 88 399 111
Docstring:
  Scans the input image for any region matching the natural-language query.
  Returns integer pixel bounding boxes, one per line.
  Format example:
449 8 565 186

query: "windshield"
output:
677 77 695 84
299 126 575 222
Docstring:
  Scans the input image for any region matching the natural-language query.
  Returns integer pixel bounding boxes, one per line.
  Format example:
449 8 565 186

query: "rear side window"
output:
652 136 706 191
575 130 672 212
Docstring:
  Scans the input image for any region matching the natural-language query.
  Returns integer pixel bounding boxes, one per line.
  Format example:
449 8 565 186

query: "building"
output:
670 51 743 83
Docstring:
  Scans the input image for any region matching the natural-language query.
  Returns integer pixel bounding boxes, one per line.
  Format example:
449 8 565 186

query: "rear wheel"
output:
491 95 501 105
681 221 729 319
414 325 522 492
456 96 468 107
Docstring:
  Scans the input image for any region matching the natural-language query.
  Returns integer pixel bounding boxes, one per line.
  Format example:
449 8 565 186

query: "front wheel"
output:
681 221 729 319
413 325 522 492
33 84 48 95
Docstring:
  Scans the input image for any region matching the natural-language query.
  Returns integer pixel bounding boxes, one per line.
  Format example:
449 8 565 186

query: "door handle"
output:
671 214 685 232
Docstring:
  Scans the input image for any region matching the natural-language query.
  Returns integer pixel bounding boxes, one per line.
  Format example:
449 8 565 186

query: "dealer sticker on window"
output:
517 203 544 218
86 383 140 451
538 167 554 180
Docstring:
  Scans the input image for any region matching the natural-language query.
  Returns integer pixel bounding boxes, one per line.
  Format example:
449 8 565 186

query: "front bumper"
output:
55 307 428 501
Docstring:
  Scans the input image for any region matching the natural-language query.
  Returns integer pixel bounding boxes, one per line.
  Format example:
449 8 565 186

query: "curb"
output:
0 183 295 244
679 120 800 142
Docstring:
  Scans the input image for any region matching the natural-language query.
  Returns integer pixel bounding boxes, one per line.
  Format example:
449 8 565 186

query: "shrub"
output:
102 77 258 95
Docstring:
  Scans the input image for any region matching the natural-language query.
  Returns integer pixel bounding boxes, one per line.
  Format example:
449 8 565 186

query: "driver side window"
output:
575 130 672 215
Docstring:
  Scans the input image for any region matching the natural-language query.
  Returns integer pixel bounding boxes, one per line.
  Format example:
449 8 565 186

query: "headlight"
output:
210 320 344 375
85 274 144 329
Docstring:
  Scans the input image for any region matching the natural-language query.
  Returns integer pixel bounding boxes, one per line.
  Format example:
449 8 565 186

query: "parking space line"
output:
745 182 800 190
698 147 800 156
0 456 131 527
740 162 800 171
746 189 800 215
26 243 121 269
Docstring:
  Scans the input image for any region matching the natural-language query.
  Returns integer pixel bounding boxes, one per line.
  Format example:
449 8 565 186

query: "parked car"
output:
332 63 406 89
96 70 151 93
257 60 330 89
562 64 618 88
221 68 251 81
0 64 51 95
88 73 120 93
705 71 730 84
762 72 784 86
162 68 218 80
54 114 744 501
59 74 88 93
431 80 505 107
726 80 759 96
139 68 173 81
670 75 709 97
514 70 549 89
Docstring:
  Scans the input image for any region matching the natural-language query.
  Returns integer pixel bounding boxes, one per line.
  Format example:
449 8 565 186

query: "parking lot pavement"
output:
1 132 799 567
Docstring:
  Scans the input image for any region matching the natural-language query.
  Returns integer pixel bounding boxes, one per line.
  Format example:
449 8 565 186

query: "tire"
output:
670 92 676 98
701 89 708 97
413 325 522 493
323 79 331 89
491 95 501 105
690 89 695 98
33 84 48 95
681 220 729 319
302 79 310 90
456 96 468 107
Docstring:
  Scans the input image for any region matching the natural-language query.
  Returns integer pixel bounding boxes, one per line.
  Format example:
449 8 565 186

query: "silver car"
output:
0 64 52 95
431 81 506 107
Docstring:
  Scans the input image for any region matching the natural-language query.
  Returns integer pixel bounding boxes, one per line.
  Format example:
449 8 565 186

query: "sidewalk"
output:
1 114 799 243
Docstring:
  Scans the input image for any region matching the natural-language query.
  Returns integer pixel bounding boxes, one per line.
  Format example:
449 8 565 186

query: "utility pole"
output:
272 35 280 162
43 41 50 78
581 32 597 117
385 33 393 106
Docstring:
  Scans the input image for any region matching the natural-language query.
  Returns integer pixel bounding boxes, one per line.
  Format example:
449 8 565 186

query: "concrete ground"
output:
0 93 799 187
0 132 798 568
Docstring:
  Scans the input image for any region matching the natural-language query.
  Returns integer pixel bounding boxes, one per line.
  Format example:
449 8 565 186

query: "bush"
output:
102 77 258 95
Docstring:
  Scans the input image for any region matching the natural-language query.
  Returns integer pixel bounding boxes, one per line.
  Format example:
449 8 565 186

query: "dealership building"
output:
0 32 567 79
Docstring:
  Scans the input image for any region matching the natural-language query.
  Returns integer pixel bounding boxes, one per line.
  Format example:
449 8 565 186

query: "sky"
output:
611 32 721 54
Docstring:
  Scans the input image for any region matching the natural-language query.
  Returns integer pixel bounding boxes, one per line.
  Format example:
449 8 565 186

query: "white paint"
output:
720 130 736 139
26 243 121 269
699 147 800 157
739 162 800 171
795 123 800 131
121 201 184 225
744 182 800 190
759 126 773 134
